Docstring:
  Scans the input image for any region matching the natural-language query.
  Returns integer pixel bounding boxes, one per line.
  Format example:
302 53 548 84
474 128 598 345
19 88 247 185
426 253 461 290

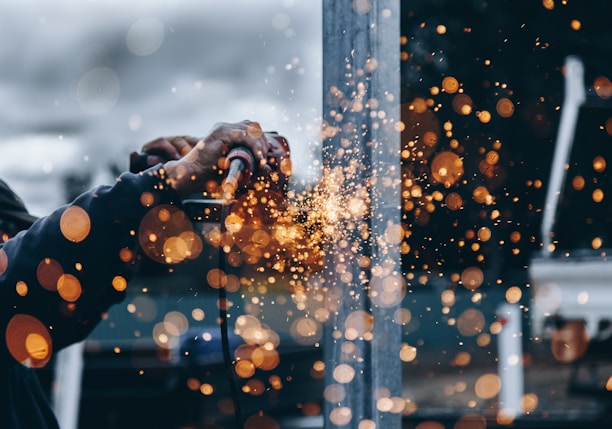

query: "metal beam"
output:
322 1 402 428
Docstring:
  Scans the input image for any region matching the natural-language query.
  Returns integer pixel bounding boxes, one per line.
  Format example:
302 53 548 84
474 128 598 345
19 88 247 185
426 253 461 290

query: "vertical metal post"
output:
322 1 401 428
52 341 84 429
539 56 585 255
497 303 524 421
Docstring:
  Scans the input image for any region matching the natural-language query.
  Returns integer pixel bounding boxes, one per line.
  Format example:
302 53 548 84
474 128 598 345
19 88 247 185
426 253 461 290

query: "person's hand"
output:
161 120 271 197
134 135 200 169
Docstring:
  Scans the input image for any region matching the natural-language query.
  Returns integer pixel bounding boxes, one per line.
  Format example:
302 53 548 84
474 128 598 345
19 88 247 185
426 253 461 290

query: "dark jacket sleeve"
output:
0 166 182 368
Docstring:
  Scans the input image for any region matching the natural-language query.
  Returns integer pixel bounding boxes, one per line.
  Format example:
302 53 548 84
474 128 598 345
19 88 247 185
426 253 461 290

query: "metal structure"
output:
530 56 612 338
322 1 402 428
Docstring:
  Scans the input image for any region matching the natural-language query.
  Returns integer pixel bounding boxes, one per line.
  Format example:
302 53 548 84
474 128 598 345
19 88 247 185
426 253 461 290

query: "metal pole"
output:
497 303 524 421
52 341 84 429
322 1 402 428
539 56 585 255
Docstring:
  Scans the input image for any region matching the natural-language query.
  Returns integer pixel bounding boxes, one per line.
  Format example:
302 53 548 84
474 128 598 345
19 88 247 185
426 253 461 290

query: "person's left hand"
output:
130 135 200 172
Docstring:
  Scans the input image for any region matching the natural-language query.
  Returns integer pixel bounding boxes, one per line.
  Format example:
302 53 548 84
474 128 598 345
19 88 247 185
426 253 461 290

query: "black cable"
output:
218 200 245 428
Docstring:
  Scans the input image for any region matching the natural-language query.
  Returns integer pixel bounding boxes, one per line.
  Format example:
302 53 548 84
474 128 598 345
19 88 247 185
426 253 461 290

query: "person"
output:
0 120 273 428
0 180 40 240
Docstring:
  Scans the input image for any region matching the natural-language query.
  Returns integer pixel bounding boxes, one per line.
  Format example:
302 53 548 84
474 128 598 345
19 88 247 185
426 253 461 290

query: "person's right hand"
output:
161 120 271 198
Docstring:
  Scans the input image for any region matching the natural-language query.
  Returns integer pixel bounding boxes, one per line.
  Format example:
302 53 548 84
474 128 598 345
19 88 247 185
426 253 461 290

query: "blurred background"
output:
0 0 322 215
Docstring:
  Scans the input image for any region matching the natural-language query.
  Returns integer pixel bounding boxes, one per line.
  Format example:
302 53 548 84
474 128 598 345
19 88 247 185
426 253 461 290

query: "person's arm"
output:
0 120 271 367
0 167 179 366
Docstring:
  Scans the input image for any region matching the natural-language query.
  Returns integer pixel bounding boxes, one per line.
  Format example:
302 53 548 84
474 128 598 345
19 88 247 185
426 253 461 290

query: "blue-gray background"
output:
0 0 322 216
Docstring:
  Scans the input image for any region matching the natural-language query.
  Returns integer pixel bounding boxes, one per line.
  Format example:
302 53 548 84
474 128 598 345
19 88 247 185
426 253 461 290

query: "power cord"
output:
218 200 245 428
183 198 245 428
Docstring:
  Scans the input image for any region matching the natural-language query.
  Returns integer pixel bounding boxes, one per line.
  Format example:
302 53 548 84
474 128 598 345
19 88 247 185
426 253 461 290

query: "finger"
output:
206 121 253 152
167 136 198 158
129 152 169 172
146 155 169 166
205 121 269 169
245 121 268 162
140 137 181 160
233 120 268 164
245 120 264 139
258 163 273 176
